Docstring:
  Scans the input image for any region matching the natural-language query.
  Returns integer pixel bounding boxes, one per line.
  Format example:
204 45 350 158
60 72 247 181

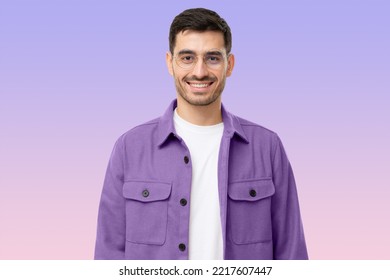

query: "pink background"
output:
1 0 389 259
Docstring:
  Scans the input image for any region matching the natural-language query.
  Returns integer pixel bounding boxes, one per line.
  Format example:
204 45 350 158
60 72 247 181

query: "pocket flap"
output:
228 178 275 201
123 180 172 202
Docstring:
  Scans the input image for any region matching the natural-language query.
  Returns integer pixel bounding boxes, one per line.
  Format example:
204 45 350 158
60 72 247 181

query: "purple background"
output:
1 0 389 259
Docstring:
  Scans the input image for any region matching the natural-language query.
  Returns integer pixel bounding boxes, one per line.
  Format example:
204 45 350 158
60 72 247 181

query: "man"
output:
94 8 308 260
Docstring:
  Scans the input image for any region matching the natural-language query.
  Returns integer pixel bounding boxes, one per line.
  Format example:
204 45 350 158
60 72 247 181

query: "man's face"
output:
166 30 234 106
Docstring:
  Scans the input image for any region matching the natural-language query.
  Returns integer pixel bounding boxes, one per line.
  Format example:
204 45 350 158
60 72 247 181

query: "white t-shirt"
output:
173 109 224 260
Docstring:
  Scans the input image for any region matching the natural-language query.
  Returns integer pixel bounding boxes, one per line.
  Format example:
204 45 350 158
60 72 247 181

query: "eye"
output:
180 55 195 64
206 55 222 64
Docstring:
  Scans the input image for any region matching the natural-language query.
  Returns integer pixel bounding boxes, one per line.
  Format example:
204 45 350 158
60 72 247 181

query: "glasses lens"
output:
204 54 224 69
176 54 196 69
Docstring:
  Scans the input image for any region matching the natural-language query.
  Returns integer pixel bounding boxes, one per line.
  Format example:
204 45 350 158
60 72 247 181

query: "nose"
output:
191 57 209 78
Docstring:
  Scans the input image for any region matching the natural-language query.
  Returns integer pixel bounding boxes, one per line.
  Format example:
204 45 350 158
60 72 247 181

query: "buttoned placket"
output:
177 136 192 259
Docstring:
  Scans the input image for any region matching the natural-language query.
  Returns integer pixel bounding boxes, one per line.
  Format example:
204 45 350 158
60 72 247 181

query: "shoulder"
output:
236 115 279 140
114 117 161 146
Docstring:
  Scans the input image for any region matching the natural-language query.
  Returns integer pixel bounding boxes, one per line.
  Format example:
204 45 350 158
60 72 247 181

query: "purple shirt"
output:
94 100 308 260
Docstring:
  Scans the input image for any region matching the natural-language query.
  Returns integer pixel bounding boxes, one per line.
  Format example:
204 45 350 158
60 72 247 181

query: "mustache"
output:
185 76 216 82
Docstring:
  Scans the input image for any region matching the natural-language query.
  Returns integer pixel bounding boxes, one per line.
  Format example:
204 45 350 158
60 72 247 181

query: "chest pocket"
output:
123 180 172 245
228 178 275 245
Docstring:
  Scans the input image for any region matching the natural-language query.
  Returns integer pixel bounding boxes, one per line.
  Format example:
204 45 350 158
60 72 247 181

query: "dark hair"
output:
169 8 232 55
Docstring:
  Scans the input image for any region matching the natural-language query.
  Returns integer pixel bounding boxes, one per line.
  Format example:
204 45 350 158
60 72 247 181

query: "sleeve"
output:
94 136 126 259
271 134 308 259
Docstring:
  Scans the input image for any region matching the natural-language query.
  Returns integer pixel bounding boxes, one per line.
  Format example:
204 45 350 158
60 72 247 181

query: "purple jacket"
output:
94 100 308 260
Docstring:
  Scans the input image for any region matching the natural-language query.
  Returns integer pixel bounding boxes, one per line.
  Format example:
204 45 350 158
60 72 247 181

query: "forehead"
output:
174 30 225 54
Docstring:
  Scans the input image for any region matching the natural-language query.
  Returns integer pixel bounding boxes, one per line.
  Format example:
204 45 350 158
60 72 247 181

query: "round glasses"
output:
174 49 227 70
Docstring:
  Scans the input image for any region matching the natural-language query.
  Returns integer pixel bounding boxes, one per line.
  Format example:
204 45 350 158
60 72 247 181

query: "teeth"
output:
190 83 209 88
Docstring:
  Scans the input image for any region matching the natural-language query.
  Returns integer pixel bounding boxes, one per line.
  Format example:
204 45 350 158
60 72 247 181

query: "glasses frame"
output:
173 48 228 70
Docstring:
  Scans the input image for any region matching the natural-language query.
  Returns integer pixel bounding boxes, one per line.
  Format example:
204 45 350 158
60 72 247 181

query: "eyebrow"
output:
177 49 196 56
206 51 223 56
176 49 224 56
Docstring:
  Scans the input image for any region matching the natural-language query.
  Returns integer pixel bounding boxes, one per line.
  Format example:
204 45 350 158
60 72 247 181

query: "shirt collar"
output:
157 99 249 147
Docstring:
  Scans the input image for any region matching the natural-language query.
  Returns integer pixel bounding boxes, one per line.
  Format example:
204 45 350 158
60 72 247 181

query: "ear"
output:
226 53 235 77
166 51 174 76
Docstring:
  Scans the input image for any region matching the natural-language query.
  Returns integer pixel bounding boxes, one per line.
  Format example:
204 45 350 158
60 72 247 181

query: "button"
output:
178 243 186 251
249 189 257 197
180 198 187 206
142 189 149 197
184 156 189 164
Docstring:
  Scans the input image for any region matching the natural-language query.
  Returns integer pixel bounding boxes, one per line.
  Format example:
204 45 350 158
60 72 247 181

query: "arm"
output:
94 137 126 259
271 134 308 259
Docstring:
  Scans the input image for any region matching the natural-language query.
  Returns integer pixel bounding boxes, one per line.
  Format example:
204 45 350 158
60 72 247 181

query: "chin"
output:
183 93 220 106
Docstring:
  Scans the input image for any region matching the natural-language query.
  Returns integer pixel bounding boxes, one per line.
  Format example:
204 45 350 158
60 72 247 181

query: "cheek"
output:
175 75 187 89
173 68 187 81
214 69 226 79
214 72 226 83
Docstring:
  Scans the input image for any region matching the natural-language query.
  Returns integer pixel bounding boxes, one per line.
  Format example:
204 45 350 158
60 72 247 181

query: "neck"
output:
176 97 222 126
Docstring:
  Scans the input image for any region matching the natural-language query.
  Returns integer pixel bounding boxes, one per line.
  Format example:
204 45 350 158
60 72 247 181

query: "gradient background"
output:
1 0 389 259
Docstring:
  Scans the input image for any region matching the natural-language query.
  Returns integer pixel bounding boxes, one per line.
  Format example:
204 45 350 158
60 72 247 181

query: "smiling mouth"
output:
186 82 214 88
